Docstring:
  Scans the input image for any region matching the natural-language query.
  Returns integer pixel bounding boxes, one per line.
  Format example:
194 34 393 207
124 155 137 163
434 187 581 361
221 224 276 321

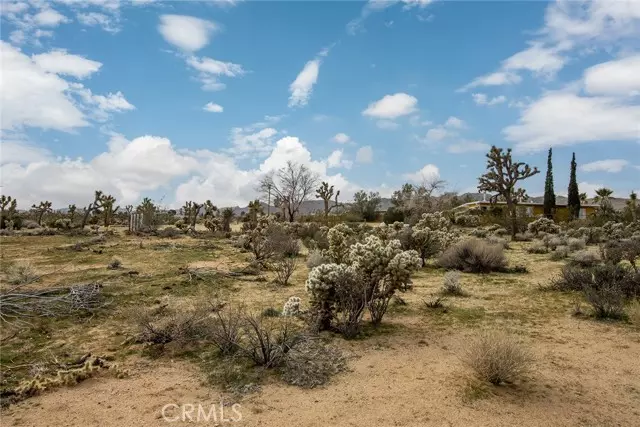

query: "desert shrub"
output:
273 257 297 286
566 237 586 252
438 239 507 273
583 281 626 319
136 307 209 346
627 300 640 325
527 241 549 254
383 207 405 224
543 234 566 250
575 227 603 245
551 264 640 298
493 228 509 236
156 226 182 238
470 228 488 238
603 238 640 272
569 250 601 268
306 250 328 270
455 214 480 227
550 245 569 260
22 220 41 229
441 271 466 296
107 257 122 270
486 235 509 249
282 296 302 317
238 314 301 368
53 218 71 230
6 263 40 286
527 217 560 235
602 221 629 241
513 232 533 242
463 331 532 385
424 295 448 309
281 338 347 388
261 307 281 317
207 308 243 356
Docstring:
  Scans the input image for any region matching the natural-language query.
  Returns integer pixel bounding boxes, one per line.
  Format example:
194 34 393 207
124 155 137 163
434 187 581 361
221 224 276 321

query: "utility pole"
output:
267 183 271 216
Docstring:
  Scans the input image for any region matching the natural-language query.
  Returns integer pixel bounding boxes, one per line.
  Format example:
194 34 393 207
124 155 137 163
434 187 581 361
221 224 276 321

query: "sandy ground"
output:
2 235 639 427
3 315 639 427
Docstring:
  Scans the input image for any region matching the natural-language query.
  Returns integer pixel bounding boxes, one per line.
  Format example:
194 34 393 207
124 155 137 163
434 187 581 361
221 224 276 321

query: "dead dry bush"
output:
438 239 507 273
463 331 532 385
206 307 243 356
281 337 347 388
238 314 302 368
135 307 209 346
272 257 298 286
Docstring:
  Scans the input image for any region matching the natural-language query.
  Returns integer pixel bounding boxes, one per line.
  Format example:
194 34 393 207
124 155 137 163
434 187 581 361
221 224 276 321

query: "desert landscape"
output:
1 148 639 427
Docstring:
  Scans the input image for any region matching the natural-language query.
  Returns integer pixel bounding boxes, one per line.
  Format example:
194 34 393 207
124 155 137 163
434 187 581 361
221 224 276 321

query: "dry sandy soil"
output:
1 231 639 427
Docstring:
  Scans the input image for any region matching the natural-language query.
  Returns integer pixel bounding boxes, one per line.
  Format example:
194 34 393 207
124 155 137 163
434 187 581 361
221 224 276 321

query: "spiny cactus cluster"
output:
282 296 302 316
324 223 356 264
306 233 421 335
527 217 560 235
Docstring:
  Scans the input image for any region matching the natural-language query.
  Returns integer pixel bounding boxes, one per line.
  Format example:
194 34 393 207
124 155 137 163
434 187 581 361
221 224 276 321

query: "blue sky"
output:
1 0 639 209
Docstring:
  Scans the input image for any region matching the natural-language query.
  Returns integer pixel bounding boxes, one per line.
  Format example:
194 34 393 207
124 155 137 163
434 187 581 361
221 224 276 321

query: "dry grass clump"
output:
438 239 507 273
463 331 532 385
441 271 467 296
107 257 122 270
6 263 40 286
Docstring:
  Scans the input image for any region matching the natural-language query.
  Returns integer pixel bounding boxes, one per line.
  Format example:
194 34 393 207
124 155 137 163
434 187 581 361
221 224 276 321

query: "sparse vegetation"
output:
438 239 507 273
463 331 532 385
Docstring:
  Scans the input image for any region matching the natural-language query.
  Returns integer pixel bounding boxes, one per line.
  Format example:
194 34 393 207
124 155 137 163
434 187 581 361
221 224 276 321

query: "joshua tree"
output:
316 181 341 222
203 200 218 218
81 191 104 229
221 207 234 232
100 194 119 227
567 153 581 220
259 161 318 222
136 198 157 229
1 195 18 229
543 148 556 219
478 146 539 238
68 204 77 224
247 199 263 229
181 201 202 231
31 201 53 226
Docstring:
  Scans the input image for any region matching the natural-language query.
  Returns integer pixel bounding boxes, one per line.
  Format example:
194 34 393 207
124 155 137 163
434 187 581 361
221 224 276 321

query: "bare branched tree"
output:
259 161 319 222
478 146 539 238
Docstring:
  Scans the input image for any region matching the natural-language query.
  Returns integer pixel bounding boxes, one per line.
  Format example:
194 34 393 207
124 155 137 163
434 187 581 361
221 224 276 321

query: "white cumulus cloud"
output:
203 102 223 113
580 159 629 173
158 15 218 52
362 93 418 119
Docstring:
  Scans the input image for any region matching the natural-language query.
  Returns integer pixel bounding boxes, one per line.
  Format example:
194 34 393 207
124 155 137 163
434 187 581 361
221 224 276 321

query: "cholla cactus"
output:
415 212 451 232
527 217 560 235
348 235 420 325
306 263 358 330
602 221 628 240
282 296 302 316
324 223 355 264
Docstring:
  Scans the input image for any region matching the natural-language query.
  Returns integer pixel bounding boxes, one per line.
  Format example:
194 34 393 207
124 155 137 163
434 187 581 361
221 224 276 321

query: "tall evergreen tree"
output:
567 152 581 220
543 148 556 218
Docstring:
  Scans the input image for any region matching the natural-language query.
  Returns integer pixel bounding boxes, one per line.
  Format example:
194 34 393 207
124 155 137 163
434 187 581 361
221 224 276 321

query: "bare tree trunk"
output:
508 200 518 238
81 204 93 229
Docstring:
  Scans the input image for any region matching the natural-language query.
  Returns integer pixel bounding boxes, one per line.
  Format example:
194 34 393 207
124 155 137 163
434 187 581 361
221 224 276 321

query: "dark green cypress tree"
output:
543 148 556 218
567 152 581 220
